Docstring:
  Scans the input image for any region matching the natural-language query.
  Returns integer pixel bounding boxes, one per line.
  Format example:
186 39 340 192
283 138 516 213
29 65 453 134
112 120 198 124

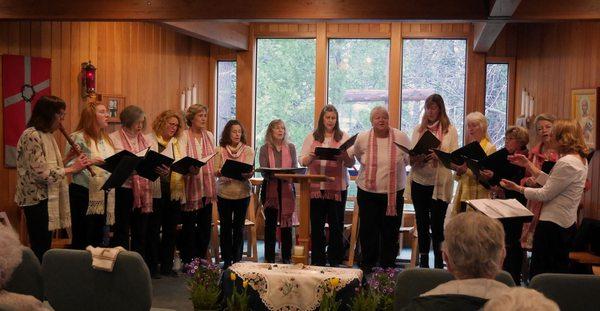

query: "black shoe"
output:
281 259 291 264
419 254 430 268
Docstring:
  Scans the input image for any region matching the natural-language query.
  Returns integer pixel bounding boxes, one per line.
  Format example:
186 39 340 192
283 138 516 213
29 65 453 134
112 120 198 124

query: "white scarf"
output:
39 131 70 230
86 137 116 225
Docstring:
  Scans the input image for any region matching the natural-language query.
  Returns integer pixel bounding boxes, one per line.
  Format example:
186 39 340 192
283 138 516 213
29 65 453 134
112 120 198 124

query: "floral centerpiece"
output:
185 258 222 311
365 267 399 311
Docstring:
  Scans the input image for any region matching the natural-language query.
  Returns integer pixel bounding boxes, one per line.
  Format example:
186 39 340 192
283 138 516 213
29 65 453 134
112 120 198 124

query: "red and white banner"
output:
2 54 51 167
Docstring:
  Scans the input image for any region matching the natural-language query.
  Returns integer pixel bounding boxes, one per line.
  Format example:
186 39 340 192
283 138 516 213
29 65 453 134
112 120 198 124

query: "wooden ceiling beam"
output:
512 0 600 21
473 0 521 53
163 21 249 50
0 0 487 20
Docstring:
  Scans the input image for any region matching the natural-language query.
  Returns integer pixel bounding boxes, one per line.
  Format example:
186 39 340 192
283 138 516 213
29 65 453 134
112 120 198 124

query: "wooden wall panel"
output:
513 21 600 220
0 21 211 231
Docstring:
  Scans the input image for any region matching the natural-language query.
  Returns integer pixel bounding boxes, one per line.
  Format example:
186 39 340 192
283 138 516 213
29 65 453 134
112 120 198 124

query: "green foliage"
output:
185 258 223 310
226 284 249 311
349 290 380 311
190 283 221 310
319 278 342 311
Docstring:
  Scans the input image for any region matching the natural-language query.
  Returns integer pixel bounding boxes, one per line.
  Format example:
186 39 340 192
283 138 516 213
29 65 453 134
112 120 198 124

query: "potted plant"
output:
366 267 399 311
226 272 250 311
185 258 222 311
349 287 380 311
319 277 341 311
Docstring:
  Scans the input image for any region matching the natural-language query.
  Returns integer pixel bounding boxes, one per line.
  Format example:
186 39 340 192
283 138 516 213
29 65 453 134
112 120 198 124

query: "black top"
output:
401 294 488 311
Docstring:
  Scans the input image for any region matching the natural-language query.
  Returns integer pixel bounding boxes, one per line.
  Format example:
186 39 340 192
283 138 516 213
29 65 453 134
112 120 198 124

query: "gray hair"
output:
369 106 389 122
119 105 146 129
0 225 23 288
483 288 559 311
534 113 556 128
443 212 505 279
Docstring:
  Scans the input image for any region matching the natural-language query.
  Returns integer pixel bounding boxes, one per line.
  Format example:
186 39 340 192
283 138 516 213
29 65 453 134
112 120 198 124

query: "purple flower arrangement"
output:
185 258 223 310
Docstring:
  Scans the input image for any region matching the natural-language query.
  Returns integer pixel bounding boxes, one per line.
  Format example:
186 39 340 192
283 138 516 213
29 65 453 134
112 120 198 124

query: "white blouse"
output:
299 132 353 190
524 154 588 228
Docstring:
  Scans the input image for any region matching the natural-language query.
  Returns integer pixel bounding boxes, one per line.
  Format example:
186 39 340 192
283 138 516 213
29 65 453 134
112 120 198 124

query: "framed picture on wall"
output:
572 88 599 149
102 94 126 123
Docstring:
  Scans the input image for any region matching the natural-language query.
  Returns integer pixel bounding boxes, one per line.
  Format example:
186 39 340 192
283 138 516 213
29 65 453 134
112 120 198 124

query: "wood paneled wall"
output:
0 21 211 230
513 21 600 220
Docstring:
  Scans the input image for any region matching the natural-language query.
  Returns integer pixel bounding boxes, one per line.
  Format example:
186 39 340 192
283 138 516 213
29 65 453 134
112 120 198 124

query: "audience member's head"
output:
483 287 559 311
0 225 23 289
443 212 505 279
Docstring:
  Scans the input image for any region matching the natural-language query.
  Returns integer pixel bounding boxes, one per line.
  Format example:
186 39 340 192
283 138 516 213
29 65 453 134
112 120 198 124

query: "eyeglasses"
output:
167 122 180 128
56 112 66 119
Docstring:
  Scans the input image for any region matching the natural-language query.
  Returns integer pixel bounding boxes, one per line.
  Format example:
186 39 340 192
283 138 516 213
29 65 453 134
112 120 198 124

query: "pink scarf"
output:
221 144 251 167
264 144 295 228
308 138 344 202
119 129 153 213
365 128 398 216
185 130 216 211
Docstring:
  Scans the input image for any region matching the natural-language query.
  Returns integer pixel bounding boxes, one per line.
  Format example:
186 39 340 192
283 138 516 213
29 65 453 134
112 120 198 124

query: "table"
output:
224 262 362 311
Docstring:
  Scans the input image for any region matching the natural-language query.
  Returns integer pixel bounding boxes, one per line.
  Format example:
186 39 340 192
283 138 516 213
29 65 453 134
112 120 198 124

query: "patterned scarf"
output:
119 129 152 213
308 138 343 202
426 120 443 141
184 130 216 211
86 137 115 225
365 128 398 216
156 135 185 202
265 144 295 228
40 131 71 230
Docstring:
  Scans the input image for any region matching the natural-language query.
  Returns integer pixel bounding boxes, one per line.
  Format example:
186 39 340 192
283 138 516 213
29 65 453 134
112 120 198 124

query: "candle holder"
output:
292 254 305 264
516 114 536 129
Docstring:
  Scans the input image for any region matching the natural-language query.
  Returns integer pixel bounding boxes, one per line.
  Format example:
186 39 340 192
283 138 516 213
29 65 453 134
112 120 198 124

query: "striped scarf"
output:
365 128 398 216
308 138 344 202
265 144 295 228
184 130 216 211
39 131 71 230
156 135 185 202
119 129 153 213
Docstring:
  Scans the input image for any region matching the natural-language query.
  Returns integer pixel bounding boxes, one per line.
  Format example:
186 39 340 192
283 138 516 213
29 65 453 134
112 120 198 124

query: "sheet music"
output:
467 199 533 219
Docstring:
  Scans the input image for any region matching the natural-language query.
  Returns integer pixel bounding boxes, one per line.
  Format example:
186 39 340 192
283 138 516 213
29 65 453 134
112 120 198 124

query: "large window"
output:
485 63 509 149
216 61 237 143
328 39 390 134
401 39 467 144
255 39 316 152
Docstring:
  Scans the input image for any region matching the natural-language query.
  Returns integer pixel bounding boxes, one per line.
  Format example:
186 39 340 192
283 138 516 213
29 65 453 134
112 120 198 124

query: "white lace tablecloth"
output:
229 262 363 311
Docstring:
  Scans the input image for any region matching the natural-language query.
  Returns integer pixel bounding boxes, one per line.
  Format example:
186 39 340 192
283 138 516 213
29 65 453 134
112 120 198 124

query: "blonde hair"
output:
443 212 505 279
505 126 529 148
534 113 556 129
553 119 589 158
185 104 209 128
418 94 451 134
483 288 559 311
264 119 289 147
466 111 491 141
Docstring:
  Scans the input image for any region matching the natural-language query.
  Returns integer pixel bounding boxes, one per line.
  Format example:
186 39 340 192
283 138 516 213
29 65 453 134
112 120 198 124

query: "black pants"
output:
69 183 105 249
530 220 576 279
158 196 180 274
146 199 161 274
217 196 250 267
501 219 524 285
23 200 52 262
357 188 404 271
180 200 213 264
264 207 293 263
310 190 347 266
113 187 133 249
411 181 447 267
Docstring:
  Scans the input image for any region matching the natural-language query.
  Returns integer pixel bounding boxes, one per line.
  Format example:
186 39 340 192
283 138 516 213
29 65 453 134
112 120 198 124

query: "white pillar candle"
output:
180 92 185 112
192 84 198 106
525 93 530 117
521 89 526 116
293 245 304 257
529 97 535 117
185 88 192 109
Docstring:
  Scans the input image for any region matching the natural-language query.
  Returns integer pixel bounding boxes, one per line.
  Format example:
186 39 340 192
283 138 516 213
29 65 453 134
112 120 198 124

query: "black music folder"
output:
101 155 141 191
170 153 216 175
465 148 524 189
314 134 358 161
99 148 174 182
541 161 556 174
434 141 487 169
395 130 441 156
221 159 253 181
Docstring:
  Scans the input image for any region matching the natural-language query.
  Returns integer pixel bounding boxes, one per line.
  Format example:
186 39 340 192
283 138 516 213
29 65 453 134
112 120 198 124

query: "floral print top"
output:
15 127 66 207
